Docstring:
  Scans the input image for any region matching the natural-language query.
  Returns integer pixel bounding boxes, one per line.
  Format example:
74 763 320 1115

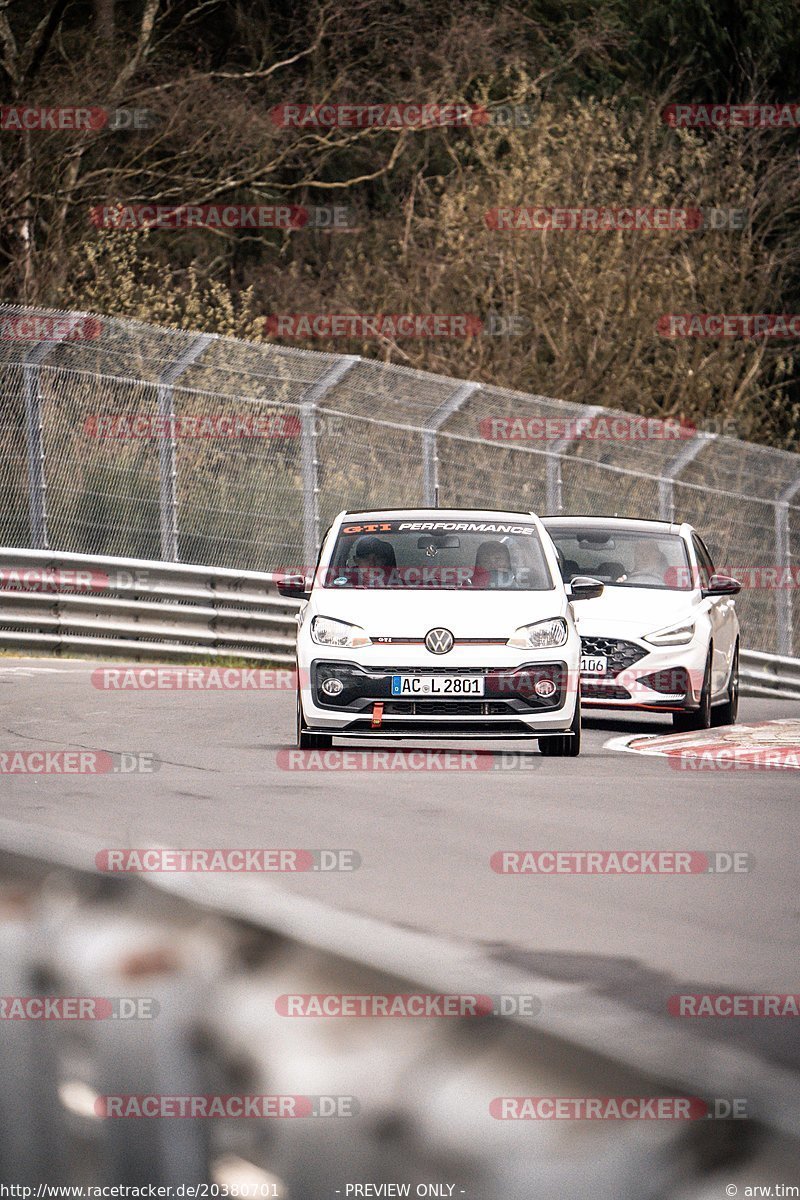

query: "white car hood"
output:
572 586 696 637
309 586 566 638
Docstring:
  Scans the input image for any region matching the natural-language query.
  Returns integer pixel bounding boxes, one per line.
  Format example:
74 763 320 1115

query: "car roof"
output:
542 515 685 536
341 507 538 520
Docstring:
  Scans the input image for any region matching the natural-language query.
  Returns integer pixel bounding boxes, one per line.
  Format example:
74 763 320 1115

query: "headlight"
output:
507 617 568 649
310 616 372 648
644 619 695 647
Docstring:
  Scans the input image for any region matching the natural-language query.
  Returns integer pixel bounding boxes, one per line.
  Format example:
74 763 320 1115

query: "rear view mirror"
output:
702 574 741 598
569 576 604 601
417 535 460 549
276 572 310 599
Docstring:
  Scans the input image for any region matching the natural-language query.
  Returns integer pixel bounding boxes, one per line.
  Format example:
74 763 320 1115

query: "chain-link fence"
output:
2 302 799 655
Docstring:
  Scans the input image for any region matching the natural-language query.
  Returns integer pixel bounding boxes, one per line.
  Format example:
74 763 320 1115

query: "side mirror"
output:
702 573 741 598
276 572 310 599
568 575 604 601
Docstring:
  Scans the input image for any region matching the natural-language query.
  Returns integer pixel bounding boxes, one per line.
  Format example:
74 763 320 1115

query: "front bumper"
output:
578 634 706 712
299 653 579 736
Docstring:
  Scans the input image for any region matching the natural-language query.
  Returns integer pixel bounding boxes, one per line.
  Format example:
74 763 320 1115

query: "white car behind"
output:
543 516 740 730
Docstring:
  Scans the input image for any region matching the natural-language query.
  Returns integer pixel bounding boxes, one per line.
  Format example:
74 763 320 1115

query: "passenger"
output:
473 540 514 588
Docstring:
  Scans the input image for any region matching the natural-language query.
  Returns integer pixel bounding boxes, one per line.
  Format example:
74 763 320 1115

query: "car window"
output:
544 527 692 590
691 534 715 589
321 518 555 590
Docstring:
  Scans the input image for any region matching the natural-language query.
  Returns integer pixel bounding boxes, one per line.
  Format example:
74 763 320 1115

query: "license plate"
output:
391 675 485 696
580 655 608 675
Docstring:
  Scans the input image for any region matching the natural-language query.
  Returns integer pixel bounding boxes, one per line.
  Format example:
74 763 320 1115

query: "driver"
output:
352 535 396 586
621 539 669 583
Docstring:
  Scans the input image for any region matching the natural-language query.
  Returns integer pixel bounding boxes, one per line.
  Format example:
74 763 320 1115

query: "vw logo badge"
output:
425 627 454 655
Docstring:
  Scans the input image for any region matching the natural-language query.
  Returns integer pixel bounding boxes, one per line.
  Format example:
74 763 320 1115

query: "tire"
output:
672 649 712 732
296 688 333 749
539 696 581 757
711 642 739 727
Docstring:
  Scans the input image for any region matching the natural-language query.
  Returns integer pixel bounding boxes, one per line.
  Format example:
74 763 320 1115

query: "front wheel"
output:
711 642 739 727
296 688 333 749
539 696 581 757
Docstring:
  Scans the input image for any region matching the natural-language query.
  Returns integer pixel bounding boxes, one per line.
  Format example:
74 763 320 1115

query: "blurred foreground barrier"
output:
0 834 798 1196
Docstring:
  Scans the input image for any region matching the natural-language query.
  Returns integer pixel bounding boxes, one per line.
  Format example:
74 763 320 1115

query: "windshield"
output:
322 518 555 590
546 527 692 590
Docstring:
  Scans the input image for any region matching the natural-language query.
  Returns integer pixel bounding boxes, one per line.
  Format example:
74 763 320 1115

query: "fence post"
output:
657 433 716 522
22 316 92 550
156 334 213 561
775 479 800 656
545 405 603 513
298 356 360 570
422 381 481 505
22 346 49 549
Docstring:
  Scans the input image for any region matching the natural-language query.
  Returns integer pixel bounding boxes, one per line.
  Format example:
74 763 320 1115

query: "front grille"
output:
341 719 535 736
383 700 513 716
580 637 647 676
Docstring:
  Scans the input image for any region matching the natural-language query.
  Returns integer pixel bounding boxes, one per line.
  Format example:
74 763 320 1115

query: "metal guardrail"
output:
0 546 300 663
740 648 800 700
3 546 800 698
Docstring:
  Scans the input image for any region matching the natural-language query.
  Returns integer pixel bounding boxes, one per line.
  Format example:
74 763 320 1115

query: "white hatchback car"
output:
278 508 602 755
542 516 741 730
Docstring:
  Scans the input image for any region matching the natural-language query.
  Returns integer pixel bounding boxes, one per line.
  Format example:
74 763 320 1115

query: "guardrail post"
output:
545 405 604 513
298 357 359 568
422 381 481 505
657 432 716 522
775 478 800 656
156 335 213 561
